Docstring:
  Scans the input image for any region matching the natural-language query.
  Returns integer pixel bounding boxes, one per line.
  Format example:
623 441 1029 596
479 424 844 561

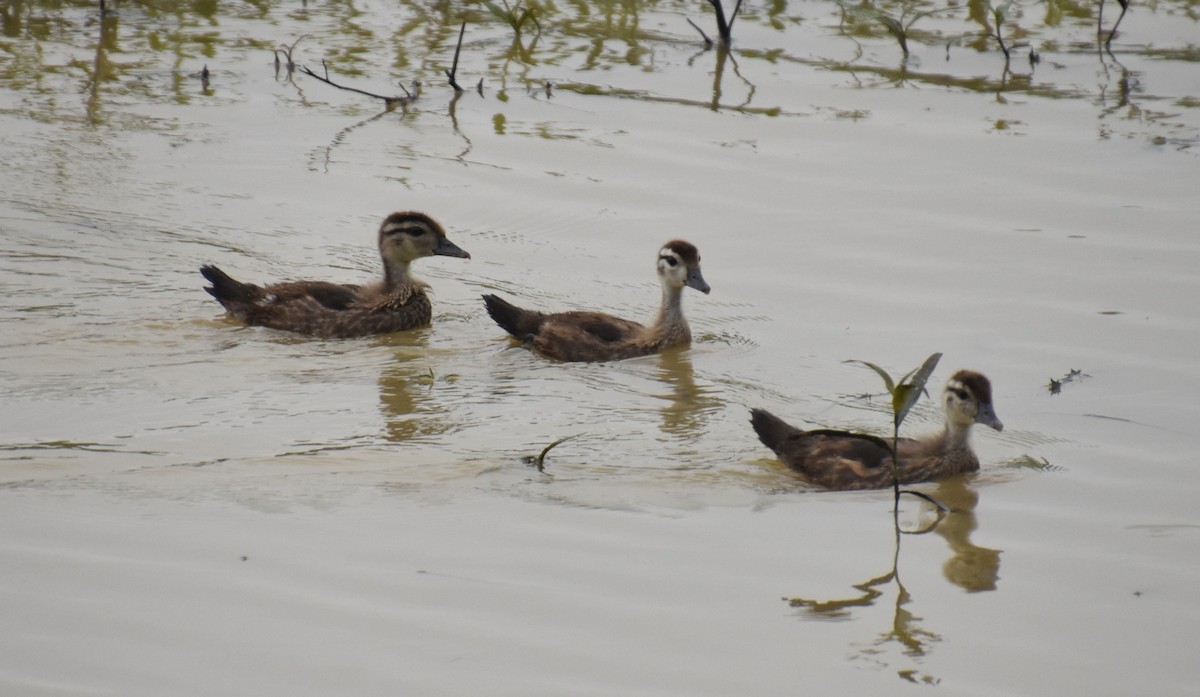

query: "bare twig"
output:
687 17 713 48
299 62 412 107
445 20 467 92
274 35 311 77
1104 0 1131 48
704 0 743 47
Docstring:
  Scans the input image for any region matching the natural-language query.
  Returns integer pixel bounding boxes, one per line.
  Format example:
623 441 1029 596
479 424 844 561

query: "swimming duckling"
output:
200 211 469 338
482 240 711 362
750 370 1003 490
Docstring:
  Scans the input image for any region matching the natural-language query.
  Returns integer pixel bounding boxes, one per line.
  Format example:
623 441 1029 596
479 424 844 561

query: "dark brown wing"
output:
240 292 432 338
281 282 362 311
530 311 646 362
775 430 899 490
750 407 908 491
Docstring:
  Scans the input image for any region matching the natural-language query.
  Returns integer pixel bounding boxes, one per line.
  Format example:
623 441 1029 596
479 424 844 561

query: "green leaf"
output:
876 15 904 41
893 352 942 429
533 433 581 470
990 0 1013 23
844 359 896 394
483 1 508 22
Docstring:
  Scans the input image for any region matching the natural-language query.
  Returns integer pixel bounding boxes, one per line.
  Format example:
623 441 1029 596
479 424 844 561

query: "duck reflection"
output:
784 479 1001 682
375 332 458 443
652 347 721 440
930 475 1002 592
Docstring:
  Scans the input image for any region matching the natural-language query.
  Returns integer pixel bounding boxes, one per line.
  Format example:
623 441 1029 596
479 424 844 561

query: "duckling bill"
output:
751 370 1003 490
200 211 469 338
482 240 710 362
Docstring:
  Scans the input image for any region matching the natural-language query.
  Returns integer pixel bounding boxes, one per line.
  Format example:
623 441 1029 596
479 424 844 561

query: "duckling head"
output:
377 211 471 264
943 370 1004 432
657 240 710 295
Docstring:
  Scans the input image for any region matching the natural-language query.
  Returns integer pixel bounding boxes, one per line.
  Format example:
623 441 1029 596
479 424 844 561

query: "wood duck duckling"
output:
200 211 469 338
750 370 1003 491
482 240 711 362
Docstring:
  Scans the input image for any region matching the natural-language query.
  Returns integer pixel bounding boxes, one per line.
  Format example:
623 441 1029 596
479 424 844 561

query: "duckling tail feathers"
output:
750 408 803 452
200 265 266 310
482 294 544 340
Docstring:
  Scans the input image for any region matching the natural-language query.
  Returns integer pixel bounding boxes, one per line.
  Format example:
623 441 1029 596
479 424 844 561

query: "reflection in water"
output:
87 11 119 125
652 347 722 441
376 334 459 443
932 476 1002 592
785 479 1001 681
2 0 1193 150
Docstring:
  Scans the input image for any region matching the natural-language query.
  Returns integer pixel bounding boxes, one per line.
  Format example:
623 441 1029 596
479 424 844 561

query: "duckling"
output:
482 240 711 362
200 211 469 338
750 370 1003 490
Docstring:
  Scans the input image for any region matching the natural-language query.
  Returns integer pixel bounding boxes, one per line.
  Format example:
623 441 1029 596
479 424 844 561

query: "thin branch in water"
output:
476 77 485 96
704 0 743 47
687 18 713 48
445 20 467 92
274 34 311 77
1104 0 1131 49
299 62 412 108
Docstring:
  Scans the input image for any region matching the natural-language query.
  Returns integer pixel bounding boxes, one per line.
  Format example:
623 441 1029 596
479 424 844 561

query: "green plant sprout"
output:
523 434 582 473
274 34 311 76
844 352 948 512
836 1 953 59
985 0 1014 61
484 0 541 38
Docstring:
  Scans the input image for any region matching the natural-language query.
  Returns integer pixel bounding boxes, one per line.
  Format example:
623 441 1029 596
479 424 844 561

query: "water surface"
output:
2 0 1198 694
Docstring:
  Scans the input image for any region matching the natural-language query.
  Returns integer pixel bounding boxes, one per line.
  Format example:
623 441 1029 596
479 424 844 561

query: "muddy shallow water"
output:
2 0 1198 694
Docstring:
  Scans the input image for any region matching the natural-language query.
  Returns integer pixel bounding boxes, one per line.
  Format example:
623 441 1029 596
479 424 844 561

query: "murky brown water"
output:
2 0 1198 693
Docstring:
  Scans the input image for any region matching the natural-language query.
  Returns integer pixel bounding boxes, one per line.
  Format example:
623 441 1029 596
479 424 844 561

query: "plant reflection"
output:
86 9 119 125
707 44 752 112
784 477 1001 681
3 0 1192 148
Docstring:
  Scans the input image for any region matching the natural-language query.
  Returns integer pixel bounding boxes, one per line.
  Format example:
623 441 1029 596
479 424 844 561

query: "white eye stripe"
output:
383 223 429 236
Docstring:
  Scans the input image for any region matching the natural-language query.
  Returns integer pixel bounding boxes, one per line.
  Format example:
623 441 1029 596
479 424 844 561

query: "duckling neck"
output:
382 258 414 292
651 284 691 345
938 420 973 452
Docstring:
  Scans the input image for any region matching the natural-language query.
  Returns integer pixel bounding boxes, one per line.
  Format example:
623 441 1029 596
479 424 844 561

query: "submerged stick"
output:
446 20 467 92
687 18 713 48
704 0 743 47
1105 0 1131 48
299 62 412 107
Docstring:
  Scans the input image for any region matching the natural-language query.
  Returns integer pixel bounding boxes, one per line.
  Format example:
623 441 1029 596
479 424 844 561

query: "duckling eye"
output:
661 256 678 267
949 388 969 400
405 227 427 237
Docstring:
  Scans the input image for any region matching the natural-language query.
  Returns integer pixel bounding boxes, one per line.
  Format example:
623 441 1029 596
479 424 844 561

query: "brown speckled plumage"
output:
751 370 1004 490
482 239 711 362
200 212 469 338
